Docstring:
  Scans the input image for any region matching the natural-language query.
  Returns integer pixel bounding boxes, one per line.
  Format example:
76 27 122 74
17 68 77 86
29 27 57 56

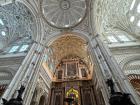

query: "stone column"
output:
0 43 44 105
23 44 46 105
89 38 110 105
92 35 140 105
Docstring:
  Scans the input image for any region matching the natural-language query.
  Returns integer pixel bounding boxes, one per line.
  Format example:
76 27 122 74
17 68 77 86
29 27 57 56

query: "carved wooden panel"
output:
50 88 64 105
80 86 95 105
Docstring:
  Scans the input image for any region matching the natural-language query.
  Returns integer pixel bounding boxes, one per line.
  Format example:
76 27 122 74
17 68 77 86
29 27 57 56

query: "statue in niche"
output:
64 97 74 105
106 79 135 105
2 85 25 105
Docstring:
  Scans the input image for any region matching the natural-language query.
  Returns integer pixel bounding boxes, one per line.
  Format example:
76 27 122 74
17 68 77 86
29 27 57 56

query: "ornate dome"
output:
41 0 87 28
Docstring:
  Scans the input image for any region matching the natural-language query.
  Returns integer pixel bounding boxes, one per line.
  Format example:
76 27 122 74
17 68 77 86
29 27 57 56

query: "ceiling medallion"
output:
60 0 70 10
41 0 87 28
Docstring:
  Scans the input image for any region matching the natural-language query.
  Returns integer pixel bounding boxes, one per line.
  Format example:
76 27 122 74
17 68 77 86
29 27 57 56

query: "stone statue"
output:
106 79 115 94
106 79 135 105
2 85 25 105
64 97 74 105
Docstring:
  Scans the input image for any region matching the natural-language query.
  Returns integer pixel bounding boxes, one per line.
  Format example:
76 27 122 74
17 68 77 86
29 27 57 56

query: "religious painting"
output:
58 70 63 79
81 68 87 77
67 63 77 76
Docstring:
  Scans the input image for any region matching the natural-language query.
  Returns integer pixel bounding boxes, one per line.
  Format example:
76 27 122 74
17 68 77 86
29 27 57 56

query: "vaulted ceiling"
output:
50 34 89 65
0 2 36 49
0 0 140 50
0 0 139 67
94 0 140 37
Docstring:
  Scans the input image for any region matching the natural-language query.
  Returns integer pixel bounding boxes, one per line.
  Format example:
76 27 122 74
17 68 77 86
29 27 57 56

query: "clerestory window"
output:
19 44 29 52
1 31 6 36
117 35 130 41
130 0 136 10
106 34 131 43
137 20 140 27
130 16 135 22
0 19 4 25
137 3 140 13
129 0 140 29
107 36 118 43
9 46 19 53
